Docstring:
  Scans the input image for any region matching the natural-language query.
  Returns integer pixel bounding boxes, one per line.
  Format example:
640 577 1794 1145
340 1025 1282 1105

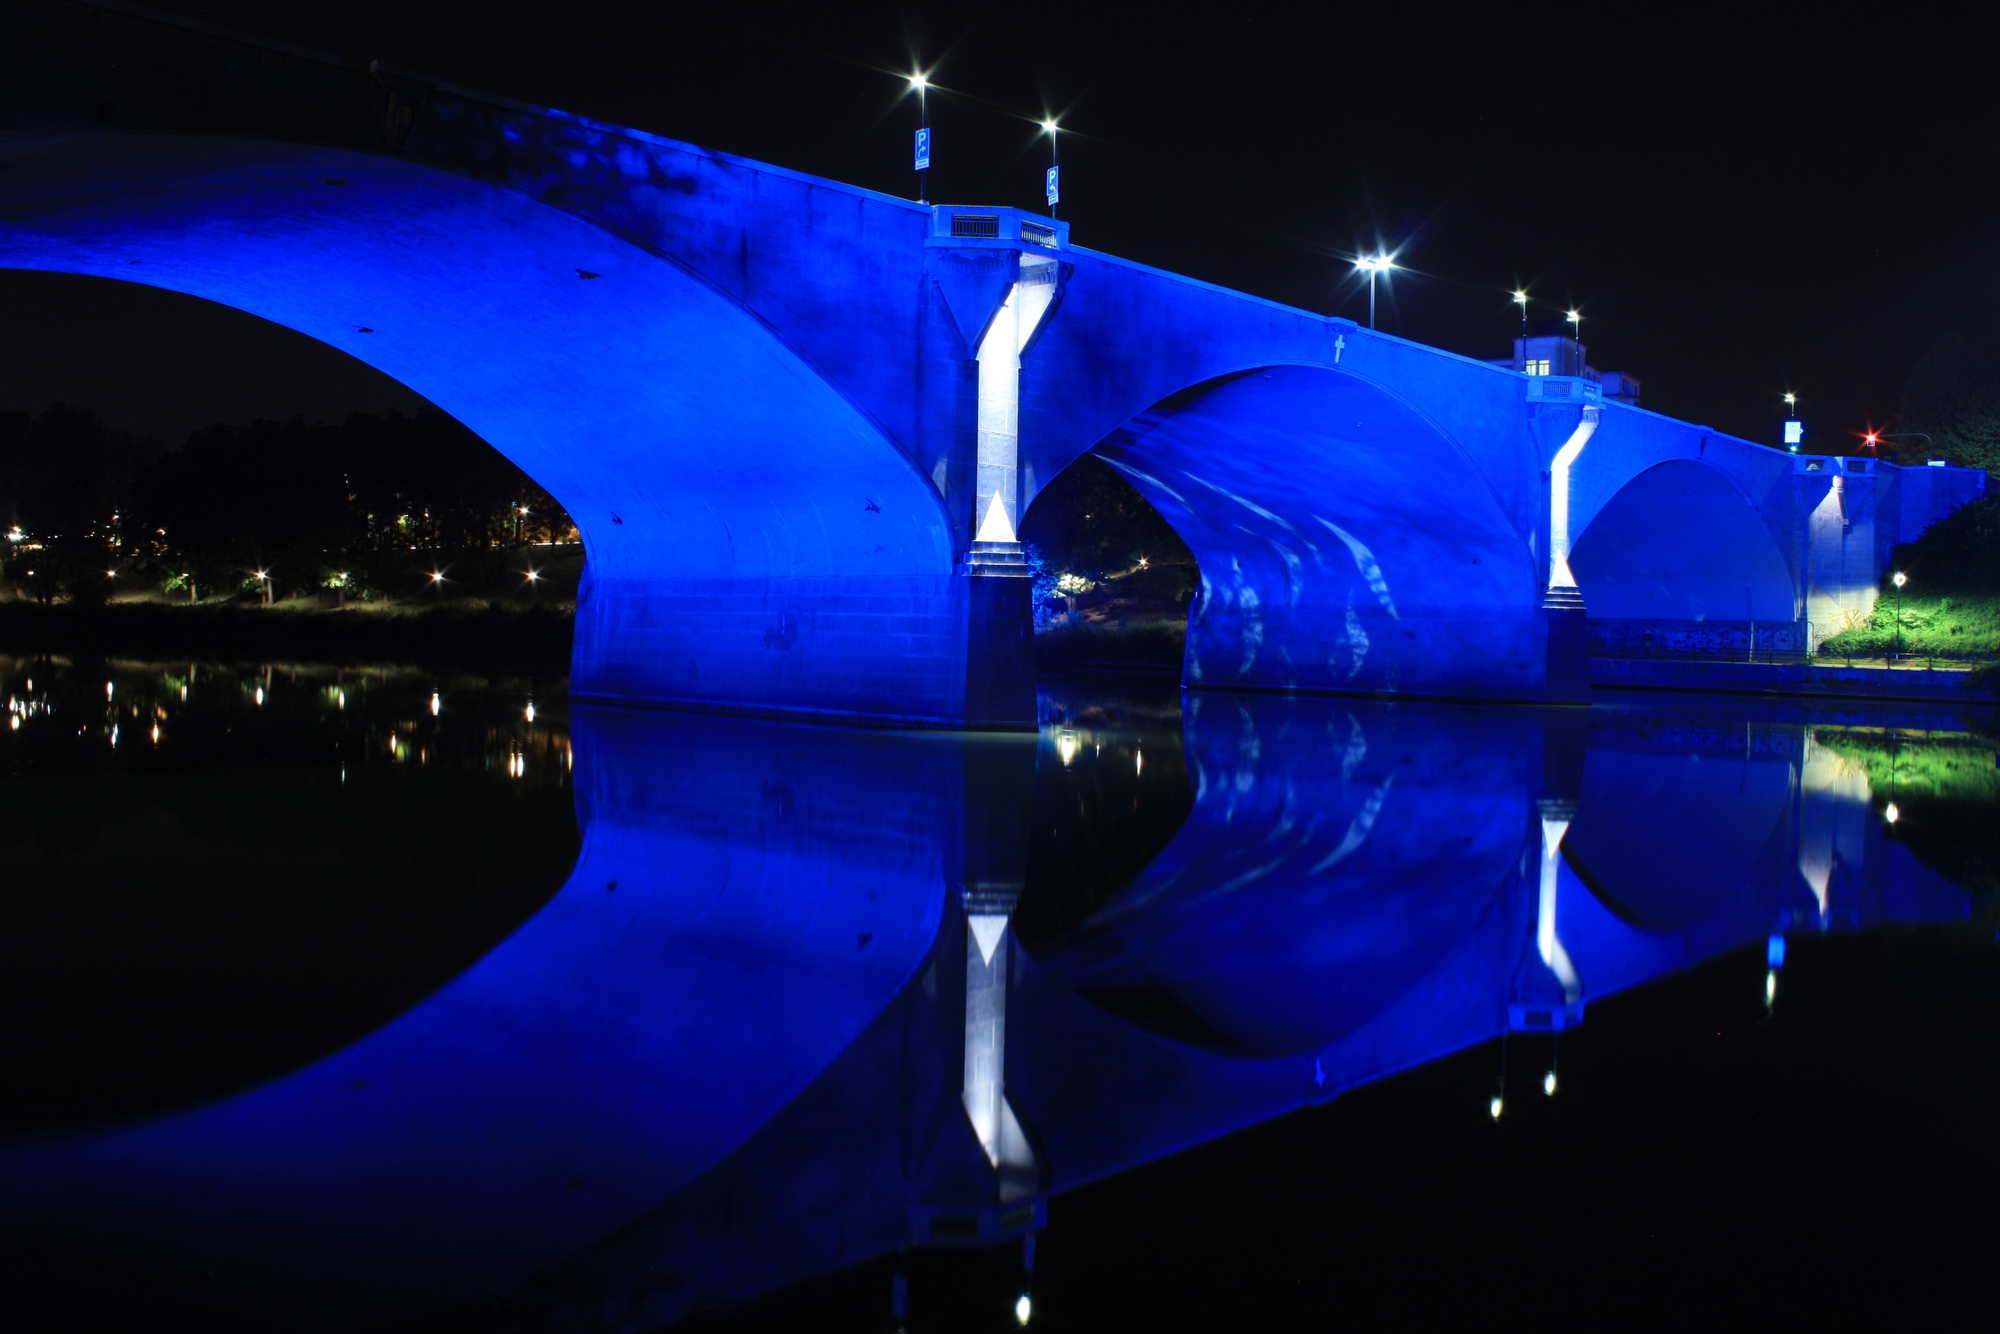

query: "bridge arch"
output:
1569 459 1796 643
0 133 967 718
1058 363 1543 697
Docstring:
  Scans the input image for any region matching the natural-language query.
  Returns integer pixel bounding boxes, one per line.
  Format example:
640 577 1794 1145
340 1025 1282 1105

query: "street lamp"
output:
1355 254 1395 330
1513 289 1529 336
1566 309 1582 375
1892 570 1907 661
1040 118 1060 219
910 72 930 204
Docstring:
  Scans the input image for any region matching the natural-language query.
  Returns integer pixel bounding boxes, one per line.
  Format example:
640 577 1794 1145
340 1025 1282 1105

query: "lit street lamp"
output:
1566 309 1582 374
1355 254 1395 330
1892 570 1907 661
1041 117 1060 219
1513 289 1529 336
910 72 931 204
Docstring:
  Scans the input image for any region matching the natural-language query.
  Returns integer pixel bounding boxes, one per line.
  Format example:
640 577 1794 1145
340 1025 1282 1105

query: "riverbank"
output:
1591 655 1995 703
0 599 575 672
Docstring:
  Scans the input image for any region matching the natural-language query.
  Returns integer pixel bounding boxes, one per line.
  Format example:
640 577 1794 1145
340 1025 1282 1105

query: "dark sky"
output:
6 0 1998 449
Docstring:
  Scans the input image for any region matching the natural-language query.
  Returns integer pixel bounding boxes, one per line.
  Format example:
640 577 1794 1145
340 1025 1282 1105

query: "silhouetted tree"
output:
123 406 573 600
1 404 162 602
1899 335 2000 476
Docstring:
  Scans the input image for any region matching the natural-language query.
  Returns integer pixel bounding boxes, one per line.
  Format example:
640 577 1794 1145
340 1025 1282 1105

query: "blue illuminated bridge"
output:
1 0 1985 726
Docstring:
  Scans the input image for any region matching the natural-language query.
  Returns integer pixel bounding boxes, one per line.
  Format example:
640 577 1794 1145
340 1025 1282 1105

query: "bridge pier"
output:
1540 398 1600 702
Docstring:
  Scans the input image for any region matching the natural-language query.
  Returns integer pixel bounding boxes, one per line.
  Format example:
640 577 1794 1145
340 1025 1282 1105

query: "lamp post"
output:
1040 118 1060 219
1565 309 1582 376
1513 289 1529 337
1355 255 1394 330
1892 570 1907 662
911 73 930 204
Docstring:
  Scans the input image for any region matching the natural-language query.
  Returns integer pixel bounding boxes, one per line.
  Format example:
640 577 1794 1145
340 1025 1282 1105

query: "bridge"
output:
2 0 1984 726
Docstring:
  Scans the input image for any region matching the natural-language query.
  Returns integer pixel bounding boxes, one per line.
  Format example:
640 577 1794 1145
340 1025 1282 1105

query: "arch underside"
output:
1570 459 1797 652
0 133 989 722
1091 365 1545 698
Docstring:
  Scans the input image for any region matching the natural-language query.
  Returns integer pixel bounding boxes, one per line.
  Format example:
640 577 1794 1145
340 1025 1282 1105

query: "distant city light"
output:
151 724 160 742
1489 1096 1504 1120
1057 730 1078 767
254 687 264 705
105 682 114 699
1135 748 1143 775
525 702 536 722
431 571 445 583
1543 1071 1557 1096
1884 802 1901 824
1015 1293 1032 1325
431 692 442 716
1765 970 1777 1005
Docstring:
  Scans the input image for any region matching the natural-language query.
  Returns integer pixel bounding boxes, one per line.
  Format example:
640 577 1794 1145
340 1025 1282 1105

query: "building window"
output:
1525 358 1551 376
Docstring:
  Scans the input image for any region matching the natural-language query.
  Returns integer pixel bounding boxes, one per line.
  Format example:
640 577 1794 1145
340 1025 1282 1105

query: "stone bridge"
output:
2 0 1983 724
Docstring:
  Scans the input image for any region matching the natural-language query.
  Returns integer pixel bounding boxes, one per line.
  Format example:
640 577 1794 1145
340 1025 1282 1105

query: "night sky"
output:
4 1 1996 449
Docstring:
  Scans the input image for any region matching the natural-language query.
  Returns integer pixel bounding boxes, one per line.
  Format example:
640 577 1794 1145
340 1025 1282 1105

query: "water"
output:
2 655 1996 1330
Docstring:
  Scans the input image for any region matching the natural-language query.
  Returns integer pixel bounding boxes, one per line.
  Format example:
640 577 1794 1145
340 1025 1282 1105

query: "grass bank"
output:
0 598 575 672
1816 594 2000 661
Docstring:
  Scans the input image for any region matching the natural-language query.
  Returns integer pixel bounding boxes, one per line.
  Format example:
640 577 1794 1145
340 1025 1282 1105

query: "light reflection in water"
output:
0 668 1989 1329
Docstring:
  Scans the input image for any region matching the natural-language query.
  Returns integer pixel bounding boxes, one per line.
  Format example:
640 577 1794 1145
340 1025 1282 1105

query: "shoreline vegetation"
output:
0 595 576 673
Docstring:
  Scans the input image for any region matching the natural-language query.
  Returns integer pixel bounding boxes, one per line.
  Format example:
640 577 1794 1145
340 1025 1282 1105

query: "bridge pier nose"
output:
1541 400 1600 703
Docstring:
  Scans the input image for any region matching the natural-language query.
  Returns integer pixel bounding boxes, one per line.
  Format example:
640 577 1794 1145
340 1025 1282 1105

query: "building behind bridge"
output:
1489 321 1643 405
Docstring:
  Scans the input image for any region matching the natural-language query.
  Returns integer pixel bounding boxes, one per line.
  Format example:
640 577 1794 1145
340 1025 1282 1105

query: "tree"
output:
1898 334 2000 476
2 404 162 603
129 416 353 599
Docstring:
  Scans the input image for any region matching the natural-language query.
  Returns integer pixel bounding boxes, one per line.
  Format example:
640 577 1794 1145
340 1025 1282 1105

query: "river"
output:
3 653 1995 1330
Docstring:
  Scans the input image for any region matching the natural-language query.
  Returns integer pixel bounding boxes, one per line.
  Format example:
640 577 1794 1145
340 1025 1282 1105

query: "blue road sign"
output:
1045 165 1060 206
914 128 931 172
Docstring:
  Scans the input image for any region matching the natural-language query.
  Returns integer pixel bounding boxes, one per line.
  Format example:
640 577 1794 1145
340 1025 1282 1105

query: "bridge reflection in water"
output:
0 688 1972 1330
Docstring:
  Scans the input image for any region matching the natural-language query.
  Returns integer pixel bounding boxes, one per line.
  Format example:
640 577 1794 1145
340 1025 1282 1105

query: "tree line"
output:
1899 334 2000 476
0 404 575 604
